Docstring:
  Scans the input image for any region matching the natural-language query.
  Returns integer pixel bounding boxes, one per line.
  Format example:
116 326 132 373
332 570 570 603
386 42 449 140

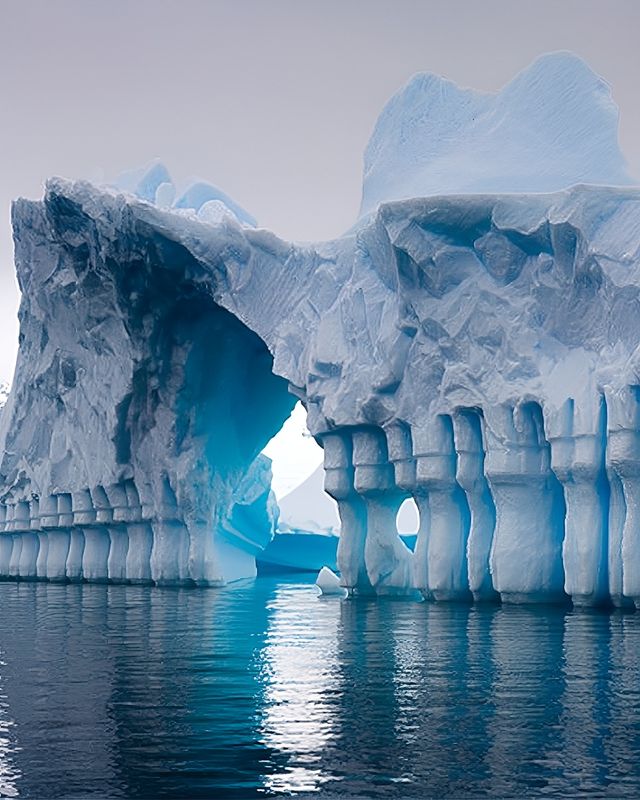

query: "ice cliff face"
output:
1 52 640 604
0 187 292 585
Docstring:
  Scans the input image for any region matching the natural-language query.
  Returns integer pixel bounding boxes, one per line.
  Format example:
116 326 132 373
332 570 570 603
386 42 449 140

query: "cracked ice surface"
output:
1 52 640 604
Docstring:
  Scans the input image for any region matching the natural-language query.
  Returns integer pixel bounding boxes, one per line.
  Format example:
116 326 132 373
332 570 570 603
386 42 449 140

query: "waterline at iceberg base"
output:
2 53 640 607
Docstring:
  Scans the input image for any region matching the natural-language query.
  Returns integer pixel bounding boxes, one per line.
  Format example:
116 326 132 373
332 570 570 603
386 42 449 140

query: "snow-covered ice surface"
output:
1 52 640 604
360 51 635 217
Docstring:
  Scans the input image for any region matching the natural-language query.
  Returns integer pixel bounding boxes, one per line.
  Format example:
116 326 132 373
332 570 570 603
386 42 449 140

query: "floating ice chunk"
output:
315 566 347 597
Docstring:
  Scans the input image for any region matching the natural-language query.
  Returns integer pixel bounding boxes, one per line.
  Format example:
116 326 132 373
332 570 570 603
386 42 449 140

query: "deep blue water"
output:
0 579 637 798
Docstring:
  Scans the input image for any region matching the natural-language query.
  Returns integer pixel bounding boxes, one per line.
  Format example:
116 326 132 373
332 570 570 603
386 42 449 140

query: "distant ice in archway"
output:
262 402 324 499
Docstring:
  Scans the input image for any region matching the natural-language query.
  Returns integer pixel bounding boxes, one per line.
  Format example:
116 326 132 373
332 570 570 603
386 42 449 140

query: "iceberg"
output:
1 52 639 607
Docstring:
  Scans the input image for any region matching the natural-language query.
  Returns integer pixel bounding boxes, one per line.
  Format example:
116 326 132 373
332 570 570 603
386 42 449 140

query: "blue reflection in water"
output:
0 579 638 797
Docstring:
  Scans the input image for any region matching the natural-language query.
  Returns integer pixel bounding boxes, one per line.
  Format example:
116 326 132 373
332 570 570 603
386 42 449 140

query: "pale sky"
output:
1 0 639 497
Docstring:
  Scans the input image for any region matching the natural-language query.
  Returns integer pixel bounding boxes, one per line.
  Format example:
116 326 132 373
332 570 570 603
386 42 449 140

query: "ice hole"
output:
262 402 339 534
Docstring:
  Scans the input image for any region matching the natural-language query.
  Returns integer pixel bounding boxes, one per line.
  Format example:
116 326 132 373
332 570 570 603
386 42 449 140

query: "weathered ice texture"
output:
0 189 294 585
1 53 640 603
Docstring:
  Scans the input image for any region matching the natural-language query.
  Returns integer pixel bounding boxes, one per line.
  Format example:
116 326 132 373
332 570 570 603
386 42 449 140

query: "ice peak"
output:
360 51 636 218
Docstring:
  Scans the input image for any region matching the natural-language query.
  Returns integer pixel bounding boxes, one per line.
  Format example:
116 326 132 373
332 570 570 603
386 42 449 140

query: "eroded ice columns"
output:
104 484 129 582
412 416 471 601
82 487 111 582
18 499 39 579
547 398 609 607
69 490 91 581
119 482 153 584
149 478 190 585
44 494 72 581
322 430 371 594
606 386 640 607
353 427 412 595
452 410 497 602
386 422 430 598
0 506 9 576
485 403 565 604
7 505 22 578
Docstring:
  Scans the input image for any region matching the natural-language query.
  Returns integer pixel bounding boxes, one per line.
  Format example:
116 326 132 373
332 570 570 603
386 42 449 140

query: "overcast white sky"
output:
1 0 639 386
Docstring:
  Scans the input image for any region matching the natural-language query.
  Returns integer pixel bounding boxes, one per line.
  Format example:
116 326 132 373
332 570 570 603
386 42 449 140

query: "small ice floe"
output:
315 566 347 598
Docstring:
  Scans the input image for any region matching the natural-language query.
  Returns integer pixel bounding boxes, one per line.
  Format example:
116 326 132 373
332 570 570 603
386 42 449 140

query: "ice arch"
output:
0 188 296 585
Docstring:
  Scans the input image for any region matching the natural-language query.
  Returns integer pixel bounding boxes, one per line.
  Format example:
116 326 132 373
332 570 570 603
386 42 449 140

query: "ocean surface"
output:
0 577 637 799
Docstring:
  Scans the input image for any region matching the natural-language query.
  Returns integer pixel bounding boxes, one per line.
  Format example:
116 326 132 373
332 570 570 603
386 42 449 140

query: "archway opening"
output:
262 402 339 536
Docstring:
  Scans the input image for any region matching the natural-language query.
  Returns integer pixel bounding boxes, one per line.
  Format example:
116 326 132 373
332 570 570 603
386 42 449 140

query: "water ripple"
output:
0 580 637 797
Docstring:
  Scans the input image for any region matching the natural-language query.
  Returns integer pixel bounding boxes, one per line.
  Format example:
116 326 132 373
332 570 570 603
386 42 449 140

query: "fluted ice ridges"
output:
1 53 640 602
0 468 277 585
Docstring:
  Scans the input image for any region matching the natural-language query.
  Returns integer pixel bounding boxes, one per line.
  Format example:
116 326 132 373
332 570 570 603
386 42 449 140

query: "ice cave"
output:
1 52 640 607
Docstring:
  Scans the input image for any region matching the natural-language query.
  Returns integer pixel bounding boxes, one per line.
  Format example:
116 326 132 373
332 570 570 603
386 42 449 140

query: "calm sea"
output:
0 577 637 798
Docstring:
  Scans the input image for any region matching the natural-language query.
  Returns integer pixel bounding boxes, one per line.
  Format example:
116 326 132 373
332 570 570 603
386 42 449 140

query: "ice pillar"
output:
17 499 40 579
45 494 72 581
452 410 497 602
322 430 371 595
485 403 566 604
606 386 640 607
412 416 471 601
352 427 412 595
119 482 153 584
0 505 9 577
69 490 92 582
547 397 609 607
149 478 190 585
386 422 429 597
82 487 112 582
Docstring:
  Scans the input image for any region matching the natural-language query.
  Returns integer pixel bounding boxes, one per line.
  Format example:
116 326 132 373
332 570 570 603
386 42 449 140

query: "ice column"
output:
485 403 566 604
149 478 190 585
412 416 471 601
105 484 129 582
322 430 371 594
82 487 111 582
37 494 58 578
547 397 609 607
18 499 40 579
120 482 153 584
606 386 640 607
69 490 92 581
0 506 9 576
452 410 497 602
352 427 413 595
386 422 430 597
45 494 72 581
607 467 628 607
7 505 22 578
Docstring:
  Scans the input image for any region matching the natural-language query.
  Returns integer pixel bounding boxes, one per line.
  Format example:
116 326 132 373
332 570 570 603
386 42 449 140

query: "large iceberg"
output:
1 52 639 606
